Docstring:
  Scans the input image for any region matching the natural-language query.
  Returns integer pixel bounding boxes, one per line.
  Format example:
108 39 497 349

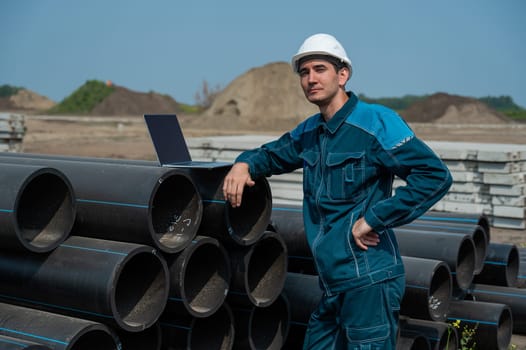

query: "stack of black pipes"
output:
0 152 290 350
272 203 525 350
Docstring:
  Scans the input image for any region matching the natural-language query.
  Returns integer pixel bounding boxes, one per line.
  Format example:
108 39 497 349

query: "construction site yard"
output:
14 115 526 349
20 115 526 241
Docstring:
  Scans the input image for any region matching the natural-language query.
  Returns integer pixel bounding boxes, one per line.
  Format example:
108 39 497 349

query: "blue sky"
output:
1 0 525 107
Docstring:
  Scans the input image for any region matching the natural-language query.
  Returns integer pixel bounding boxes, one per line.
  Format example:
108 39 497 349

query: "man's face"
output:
298 58 348 106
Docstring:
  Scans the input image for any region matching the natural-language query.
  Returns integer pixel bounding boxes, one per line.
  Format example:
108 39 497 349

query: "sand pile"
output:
200 62 318 131
0 89 56 111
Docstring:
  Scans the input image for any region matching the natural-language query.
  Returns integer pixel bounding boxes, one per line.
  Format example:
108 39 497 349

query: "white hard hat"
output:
291 33 352 76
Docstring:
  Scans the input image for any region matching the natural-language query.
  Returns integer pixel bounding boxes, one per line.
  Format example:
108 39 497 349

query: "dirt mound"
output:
0 89 56 111
91 86 180 116
400 92 511 124
199 62 318 131
197 66 511 132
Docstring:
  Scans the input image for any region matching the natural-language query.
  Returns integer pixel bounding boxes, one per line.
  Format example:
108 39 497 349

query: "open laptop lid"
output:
144 114 230 169
144 114 191 164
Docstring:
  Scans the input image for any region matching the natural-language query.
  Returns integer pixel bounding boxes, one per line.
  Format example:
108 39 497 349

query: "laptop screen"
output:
144 114 192 165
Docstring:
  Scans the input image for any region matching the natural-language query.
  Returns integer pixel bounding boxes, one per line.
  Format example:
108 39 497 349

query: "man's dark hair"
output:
297 54 348 73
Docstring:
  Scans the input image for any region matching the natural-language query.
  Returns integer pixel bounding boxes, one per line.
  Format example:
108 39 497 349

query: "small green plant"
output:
446 319 518 349
446 319 478 350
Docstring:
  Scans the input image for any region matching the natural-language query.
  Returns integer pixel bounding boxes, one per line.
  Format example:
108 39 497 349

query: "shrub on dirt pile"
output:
49 80 115 114
0 84 23 98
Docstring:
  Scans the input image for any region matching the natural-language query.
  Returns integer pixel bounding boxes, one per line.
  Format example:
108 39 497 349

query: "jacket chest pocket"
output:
326 152 371 201
300 150 320 197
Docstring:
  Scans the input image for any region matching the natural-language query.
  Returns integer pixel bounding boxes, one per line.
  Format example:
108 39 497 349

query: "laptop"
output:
144 114 231 169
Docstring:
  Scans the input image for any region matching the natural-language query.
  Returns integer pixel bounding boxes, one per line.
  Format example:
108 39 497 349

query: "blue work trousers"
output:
303 275 405 350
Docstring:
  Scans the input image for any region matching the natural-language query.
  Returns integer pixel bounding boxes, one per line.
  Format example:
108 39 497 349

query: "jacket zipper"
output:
312 129 330 295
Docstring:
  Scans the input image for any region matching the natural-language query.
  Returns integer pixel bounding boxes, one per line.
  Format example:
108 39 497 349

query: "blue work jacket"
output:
236 92 452 295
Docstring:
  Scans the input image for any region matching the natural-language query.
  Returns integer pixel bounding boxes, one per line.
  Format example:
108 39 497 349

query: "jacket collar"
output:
321 91 358 134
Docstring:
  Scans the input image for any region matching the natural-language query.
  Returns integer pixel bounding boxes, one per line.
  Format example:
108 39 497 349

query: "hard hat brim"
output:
291 51 352 74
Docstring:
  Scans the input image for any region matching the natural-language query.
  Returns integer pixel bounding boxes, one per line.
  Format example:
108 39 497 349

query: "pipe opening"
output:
428 264 451 321
472 226 489 274
226 180 271 245
398 335 430 350
183 241 230 316
189 305 235 350
247 233 287 307
69 329 118 350
497 307 513 350
506 247 519 287
151 174 201 252
114 251 168 330
16 172 74 251
250 296 290 350
455 238 476 290
411 335 429 350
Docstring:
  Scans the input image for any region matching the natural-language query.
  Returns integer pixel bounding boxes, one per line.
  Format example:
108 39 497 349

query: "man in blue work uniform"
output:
223 33 452 349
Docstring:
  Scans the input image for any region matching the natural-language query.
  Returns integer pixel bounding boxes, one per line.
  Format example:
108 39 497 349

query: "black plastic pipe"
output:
468 283 526 335
232 294 290 350
280 272 322 349
394 228 476 290
269 205 319 275
271 204 490 261
0 236 169 332
116 322 161 350
0 152 274 247
416 211 491 243
182 165 272 246
228 231 288 307
0 156 203 253
164 235 231 318
0 151 145 164
269 205 307 256
0 302 120 350
519 247 526 288
160 303 235 350
0 335 50 350
401 256 452 322
400 222 488 275
396 333 431 350
447 300 512 350
472 242 519 287
399 317 458 350
0 163 75 253
281 272 321 327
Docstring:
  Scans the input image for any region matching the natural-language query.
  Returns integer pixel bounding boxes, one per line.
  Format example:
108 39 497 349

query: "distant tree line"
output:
1 82 524 120
0 84 23 98
358 93 427 111
359 93 526 120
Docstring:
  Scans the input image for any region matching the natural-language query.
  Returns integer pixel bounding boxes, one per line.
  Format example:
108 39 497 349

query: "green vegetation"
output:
48 80 115 114
360 93 526 122
358 93 427 111
0 84 24 98
178 103 204 114
502 109 526 121
479 96 526 121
